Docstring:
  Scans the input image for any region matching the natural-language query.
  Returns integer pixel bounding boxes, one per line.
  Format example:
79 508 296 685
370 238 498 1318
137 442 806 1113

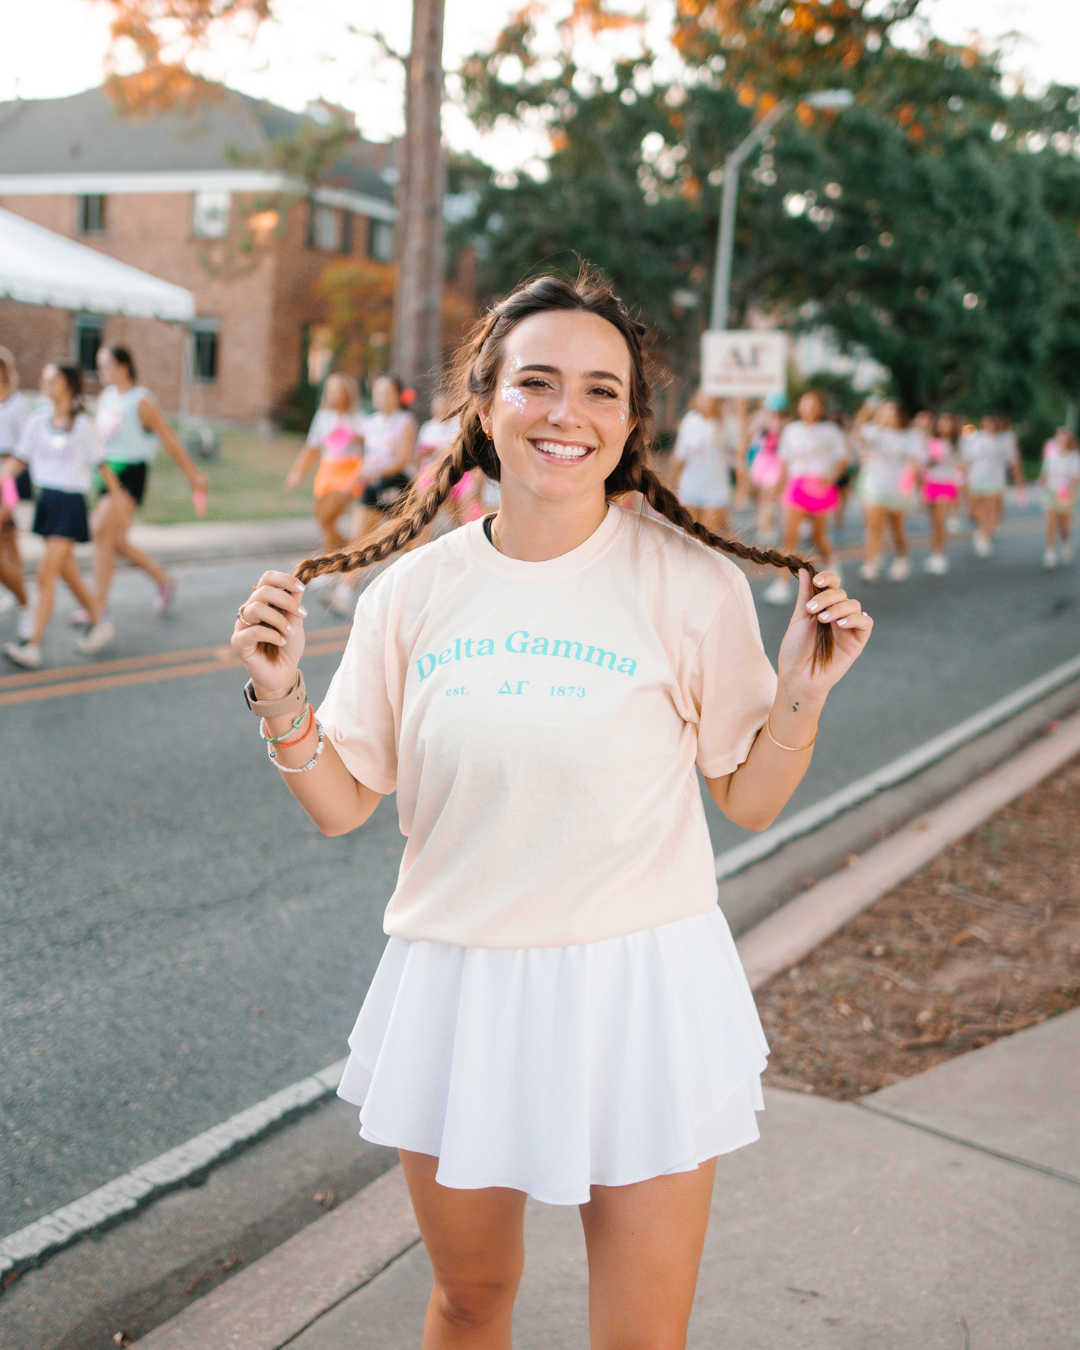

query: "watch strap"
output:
243 670 306 718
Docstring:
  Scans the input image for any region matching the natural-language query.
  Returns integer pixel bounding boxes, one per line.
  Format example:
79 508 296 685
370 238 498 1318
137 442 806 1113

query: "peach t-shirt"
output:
317 506 777 949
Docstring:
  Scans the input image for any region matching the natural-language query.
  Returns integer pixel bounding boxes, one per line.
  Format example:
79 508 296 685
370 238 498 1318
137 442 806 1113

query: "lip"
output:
529 438 597 464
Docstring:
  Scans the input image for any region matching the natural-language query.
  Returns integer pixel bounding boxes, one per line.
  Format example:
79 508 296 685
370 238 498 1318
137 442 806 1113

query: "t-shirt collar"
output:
464 502 623 582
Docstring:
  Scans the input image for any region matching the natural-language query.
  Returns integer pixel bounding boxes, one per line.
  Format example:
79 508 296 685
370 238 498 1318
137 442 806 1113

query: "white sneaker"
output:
328 581 355 617
3 640 41 669
1043 547 1058 569
68 607 92 628
923 553 949 575
859 559 881 582
763 576 793 606
888 556 911 581
74 618 116 654
17 606 34 640
973 532 992 557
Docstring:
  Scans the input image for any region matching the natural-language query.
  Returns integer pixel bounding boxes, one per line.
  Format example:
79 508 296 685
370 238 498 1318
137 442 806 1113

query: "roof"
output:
0 206 195 320
0 86 396 214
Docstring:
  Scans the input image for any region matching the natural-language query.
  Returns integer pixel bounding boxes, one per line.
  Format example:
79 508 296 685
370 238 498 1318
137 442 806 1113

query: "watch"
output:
243 670 306 718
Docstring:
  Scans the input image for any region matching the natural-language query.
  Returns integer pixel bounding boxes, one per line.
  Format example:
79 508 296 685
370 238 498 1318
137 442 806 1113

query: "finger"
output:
812 571 841 590
805 586 847 614
232 622 288 649
794 567 813 612
241 601 295 635
835 610 874 634
251 584 307 617
257 570 306 595
813 597 863 624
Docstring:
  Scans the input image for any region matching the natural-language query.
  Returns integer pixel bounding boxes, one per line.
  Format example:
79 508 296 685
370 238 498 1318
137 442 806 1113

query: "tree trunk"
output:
391 0 446 412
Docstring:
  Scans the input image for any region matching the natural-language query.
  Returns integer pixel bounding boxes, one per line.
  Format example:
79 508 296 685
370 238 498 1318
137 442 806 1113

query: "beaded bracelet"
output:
268 705 315 751
260 700 312 744
268 717 325 773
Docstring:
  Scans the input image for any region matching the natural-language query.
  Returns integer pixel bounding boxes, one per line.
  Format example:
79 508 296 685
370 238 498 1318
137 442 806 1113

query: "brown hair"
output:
271 270 832 670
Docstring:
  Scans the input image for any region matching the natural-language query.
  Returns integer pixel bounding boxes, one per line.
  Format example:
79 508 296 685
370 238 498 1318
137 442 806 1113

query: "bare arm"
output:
99 462 125 498
285 442 322 490
231 570 382 835
705 569 873 831
140 398 209 492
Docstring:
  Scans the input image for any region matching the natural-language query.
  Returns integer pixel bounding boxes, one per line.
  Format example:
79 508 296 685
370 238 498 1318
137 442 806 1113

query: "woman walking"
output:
230 273 872 1349
284 372 365 559
85 346 209 624
963 414 1024 557
1039 428 1079 568
0 348 33 637
1 366 118 668
921 412 965 575
764 390 848 605
673 389 734 533
854 399 923 582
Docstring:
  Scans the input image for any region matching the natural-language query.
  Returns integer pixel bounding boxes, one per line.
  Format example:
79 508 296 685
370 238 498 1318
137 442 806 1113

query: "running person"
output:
0 348 33 636
854 399 923 581
963 413 1024 556
1039 428 1079 568
230 272 873 1350
86 346 209 622
284 372 365 560
921 412 964 574
1 366 118 668
764 390 848 604
673 389 734 534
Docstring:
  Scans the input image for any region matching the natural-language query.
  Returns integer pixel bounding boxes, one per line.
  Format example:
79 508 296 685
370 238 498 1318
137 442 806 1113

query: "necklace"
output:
490 517 503 553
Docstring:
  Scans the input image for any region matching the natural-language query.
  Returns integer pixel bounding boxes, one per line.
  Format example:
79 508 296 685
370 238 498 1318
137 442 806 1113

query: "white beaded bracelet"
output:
267 717 325 773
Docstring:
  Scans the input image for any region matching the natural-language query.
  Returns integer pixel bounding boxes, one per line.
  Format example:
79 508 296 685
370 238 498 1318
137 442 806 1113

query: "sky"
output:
2 0 1078 170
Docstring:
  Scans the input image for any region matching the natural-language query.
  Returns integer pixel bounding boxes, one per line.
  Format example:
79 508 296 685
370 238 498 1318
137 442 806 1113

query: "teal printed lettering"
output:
413 631 637 680
416 653 436 680
552 640 583 660
464 638 476 657
439 649 452 665
516 680 529 694
476 638 495 656
454 637 461 659
498 680 513 694
506 630 529 654
617 657 637 675
584 645 616 670
530 637 549 656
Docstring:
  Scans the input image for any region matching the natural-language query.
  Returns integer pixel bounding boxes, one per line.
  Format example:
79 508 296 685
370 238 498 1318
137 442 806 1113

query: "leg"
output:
0 521 28 606
809 512 833 568
1059 511 1071 546
59 550 101 624
889 510 908 557
29 537 73 644
1046 510 1057 549
929 501 946 555
314 491 350 553
114 528 168 590
399 1150 526 1350
91 489 143 607
780 506 802 555
862 504 885 567
580 1159 717 1350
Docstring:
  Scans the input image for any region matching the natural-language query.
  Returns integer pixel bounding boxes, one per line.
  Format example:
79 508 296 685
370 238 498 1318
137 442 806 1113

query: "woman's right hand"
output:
231 569 307 696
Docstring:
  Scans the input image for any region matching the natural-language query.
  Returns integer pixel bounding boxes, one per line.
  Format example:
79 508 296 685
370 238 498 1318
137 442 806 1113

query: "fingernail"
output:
294 581 306 591
818 610 832 621
298 606 308 617
286 624 294 634
837 618 849 626
807 601 819 612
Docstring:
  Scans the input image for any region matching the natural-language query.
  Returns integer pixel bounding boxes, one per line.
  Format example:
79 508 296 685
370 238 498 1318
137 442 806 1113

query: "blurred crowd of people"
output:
669 388 1079 606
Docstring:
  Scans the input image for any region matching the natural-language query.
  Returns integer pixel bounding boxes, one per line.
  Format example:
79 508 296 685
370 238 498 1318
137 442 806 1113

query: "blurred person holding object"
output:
746 394 787 544
764 390 848 605
284 373 366 570
1039 428 1079 568
2 365 118 668
0 349 32 635
673 389 734 534
854 399 923 582
230 271 873 1350
963 413 1024 557
921 412 965 574
83 346 209 625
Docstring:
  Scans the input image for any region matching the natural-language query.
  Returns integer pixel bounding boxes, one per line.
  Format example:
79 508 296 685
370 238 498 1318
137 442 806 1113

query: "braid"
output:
630 458 835 673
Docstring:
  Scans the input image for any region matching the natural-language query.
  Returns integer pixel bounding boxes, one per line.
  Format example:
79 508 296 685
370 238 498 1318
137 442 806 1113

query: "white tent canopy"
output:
0 207 195 321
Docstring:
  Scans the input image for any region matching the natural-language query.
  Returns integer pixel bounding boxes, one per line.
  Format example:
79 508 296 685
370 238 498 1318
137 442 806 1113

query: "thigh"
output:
580 1159 717 1350
314 490 349 527
780 506 803 550
809 512 831 552
39 535 73 578
398 1150 527 1294
96 487 136 537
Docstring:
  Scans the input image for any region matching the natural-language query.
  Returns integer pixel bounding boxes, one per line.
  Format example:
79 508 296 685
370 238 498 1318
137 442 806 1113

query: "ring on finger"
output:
237 604 255 627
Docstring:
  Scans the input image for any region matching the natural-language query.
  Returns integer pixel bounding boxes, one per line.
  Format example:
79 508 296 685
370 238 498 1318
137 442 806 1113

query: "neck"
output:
492 486 608 562
115 377 134 393
53 403 73 426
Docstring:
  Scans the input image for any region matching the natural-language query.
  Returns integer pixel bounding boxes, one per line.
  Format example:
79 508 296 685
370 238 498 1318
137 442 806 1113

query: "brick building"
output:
0 86 397 422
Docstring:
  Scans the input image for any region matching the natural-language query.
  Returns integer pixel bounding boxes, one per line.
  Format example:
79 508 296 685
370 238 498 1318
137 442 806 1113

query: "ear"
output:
478 403 493 438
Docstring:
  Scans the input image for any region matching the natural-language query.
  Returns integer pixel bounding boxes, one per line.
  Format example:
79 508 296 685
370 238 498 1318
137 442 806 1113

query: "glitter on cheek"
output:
613 400 629 426
500 380 528 413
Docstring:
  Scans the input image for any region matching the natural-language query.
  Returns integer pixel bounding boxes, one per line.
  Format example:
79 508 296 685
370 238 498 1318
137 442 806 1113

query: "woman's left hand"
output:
776 569 873 702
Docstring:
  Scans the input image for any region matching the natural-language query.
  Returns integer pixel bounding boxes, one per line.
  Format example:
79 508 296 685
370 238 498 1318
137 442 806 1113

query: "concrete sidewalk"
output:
138 1007 1079 1350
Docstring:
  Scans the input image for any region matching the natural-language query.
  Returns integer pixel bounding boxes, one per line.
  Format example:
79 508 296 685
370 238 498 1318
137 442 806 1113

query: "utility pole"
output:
391 0 446 411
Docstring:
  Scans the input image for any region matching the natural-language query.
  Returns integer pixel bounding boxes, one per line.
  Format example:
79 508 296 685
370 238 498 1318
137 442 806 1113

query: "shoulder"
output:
356 525 471 619
621 509 750 596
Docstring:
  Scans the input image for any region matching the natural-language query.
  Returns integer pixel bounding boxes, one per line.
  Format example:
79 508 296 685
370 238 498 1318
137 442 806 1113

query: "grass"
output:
138 427 312 526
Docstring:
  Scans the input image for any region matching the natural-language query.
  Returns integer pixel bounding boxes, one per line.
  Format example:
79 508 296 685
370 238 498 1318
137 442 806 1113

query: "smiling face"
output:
479 310 635 510
372 375 400 415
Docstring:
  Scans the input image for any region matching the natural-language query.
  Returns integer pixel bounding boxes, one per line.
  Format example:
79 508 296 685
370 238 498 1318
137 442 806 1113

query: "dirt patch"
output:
757 751 1080 1101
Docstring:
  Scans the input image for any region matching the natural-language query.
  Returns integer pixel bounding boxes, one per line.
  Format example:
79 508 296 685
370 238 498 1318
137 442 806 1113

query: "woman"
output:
921 412 965 575
230 273 872 1350
284 372 365 561
84 346 209 624
963 413 1024 557
854 399 923 582
1 366 119 668
764 390 848 605
673 389 734 533
0 348 32 637
746 397 786 544
1039 428 1079 568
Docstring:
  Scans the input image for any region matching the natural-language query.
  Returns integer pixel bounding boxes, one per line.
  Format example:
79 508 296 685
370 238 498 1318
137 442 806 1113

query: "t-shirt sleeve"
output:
15 415 38 465
692 568 778 778
777 424 795 463
80 416 106 466
316 600 398 795
306 409 330 448
672 416 692 464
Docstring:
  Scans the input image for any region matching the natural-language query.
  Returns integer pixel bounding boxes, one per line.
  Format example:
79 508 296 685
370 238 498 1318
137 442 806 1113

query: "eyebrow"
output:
516 363 625 387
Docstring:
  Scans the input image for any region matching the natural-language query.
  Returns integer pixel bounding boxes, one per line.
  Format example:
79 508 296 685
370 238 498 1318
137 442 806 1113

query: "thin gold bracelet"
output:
765 714 818 753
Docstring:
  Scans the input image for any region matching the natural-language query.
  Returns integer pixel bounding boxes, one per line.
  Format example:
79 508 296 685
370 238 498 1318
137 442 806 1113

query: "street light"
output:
709 89 854 332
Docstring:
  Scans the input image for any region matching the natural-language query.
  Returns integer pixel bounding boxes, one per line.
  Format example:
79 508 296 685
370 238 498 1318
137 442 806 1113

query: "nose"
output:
546 385 588 428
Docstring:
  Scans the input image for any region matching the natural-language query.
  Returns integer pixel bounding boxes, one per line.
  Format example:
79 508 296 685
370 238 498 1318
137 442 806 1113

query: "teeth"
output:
535 441 589 459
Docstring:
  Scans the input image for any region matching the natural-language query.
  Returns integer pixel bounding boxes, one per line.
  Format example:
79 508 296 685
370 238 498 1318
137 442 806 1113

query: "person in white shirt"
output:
962 414 1025 556
229 272 873 1350
0 348 32 635
284 372 366 557
1 366 121 668
1039 428 1080 568
673 389 734 533
854 399 924 582
414 392 475 527
919 412 966 574
764 390 848 604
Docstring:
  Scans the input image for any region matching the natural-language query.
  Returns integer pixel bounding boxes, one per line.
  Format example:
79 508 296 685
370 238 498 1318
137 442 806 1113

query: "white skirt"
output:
337 908 769 1206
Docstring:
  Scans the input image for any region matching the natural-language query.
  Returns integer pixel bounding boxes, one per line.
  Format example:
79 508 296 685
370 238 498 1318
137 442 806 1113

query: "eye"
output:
521 377 551 390
589 386 618 399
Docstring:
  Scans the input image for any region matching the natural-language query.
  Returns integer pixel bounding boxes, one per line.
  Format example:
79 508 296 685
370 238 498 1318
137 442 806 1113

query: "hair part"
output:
264 269 832 673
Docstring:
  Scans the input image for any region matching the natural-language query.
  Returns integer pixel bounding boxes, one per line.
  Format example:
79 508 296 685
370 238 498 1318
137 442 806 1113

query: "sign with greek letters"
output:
700 330 788 397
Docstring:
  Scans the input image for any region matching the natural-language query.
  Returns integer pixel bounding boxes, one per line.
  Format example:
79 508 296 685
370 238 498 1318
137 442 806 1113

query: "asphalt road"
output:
1 504 1077 1240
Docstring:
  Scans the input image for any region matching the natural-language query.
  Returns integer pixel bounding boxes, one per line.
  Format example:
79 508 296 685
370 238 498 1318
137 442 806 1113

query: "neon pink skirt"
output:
924 481 958 503
784 476 839 514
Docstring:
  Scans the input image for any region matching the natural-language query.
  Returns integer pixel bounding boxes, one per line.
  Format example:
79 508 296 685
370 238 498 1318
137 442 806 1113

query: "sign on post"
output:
700 330 788 398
